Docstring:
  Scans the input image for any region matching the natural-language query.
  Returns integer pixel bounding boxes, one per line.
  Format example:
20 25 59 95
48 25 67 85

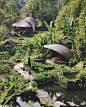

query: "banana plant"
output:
35 21 57 57
60 16 74 44
0 76 19 106
35 31 50 56
0 82 16 105
60 16 76 58
44 21 53 34
43 21 57 44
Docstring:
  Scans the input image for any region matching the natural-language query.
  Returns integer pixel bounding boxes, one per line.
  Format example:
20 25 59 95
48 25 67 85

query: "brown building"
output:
44 44 74 62
5 40 17 50
10 17 38 37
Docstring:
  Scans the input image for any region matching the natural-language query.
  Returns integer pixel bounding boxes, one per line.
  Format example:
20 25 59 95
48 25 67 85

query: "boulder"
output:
54 101 67 107
36 91 53 105
67 102 80 107
80 101 86 106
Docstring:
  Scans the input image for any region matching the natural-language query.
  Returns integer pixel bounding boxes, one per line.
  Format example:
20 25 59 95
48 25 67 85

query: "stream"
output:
39 84 86 105
3 84 86 107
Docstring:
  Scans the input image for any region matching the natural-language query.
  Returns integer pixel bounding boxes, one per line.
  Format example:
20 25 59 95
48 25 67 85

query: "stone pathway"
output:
46 59 55 65
67 102 80 107
14 63 84 107
15 63 33 88
14 63 54 105
54 101 67 107
36 90 53 105
15 63 33 79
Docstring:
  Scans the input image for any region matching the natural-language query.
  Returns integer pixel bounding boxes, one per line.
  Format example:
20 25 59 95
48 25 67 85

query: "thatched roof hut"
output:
6 40 17 46
44 44 73 61
12 17 38 31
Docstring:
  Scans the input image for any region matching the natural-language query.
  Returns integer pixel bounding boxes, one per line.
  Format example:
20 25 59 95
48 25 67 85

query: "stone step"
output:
54 101 67 107
80 101 86 106
15 63 33 89
28 82 33 89
67 102 80 107
36 90 53 105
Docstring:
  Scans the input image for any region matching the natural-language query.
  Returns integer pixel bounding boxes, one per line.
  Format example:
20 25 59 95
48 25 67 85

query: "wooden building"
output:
10 17 38 37
5 40 17 50
44 44 74 63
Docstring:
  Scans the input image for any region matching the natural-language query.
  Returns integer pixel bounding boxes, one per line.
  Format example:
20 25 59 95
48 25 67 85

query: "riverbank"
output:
14 62 86 107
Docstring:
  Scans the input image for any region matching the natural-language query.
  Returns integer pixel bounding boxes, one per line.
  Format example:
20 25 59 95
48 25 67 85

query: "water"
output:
38 84 86 105
3 92 41 107
3 84 86 107
13 97 41 107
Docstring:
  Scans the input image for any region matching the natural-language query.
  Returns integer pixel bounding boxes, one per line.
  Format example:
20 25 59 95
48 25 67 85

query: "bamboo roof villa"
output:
10 17 38 37
44 44 73 63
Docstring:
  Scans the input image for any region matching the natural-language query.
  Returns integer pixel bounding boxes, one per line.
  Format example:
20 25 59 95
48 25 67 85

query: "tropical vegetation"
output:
0 0 86 106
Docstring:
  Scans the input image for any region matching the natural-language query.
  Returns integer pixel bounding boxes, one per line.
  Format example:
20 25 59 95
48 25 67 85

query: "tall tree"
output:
63 0 71 5
0 0 21 41
56 0 86 60
21 0 63 25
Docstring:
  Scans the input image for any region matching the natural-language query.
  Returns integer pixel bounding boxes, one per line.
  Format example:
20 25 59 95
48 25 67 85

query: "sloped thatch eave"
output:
12 17 38 31
6 40 17 46
12 21 31 28
44 44 73 61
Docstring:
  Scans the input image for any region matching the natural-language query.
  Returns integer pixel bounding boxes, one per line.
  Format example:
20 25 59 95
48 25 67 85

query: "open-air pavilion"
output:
44 44 74 62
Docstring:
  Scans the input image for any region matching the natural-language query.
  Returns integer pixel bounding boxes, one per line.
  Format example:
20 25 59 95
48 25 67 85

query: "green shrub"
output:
21 78 30 84
30 62 55 73
58 75 68 89
0 51 9 56
69 58 78 67
84 83 86 89
33 72 48 83
0 64 11 74
77 70 86 81
43 64 54 70
33 70 59 84
0 60 12 64
8 47 17 55
31 81 38 87
77 70 86 89
75 61 84 71
13 70 22 77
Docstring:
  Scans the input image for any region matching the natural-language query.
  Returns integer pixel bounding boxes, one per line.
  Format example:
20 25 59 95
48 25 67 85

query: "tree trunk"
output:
50 34 52 44
54 35 55 43
72 44 77 59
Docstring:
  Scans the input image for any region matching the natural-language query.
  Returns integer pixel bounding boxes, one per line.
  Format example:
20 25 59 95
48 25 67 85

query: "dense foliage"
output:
0 0 86 106
0 70 30 105
23 59 86 89
56 0 86 60
21 0 64 25
0 64 11 74
0 0 27 41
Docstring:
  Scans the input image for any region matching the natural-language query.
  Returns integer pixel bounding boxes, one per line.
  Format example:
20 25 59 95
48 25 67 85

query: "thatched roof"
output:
6 40 17 46
44 44 73 61
12 21 31 28
12 17 38 31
